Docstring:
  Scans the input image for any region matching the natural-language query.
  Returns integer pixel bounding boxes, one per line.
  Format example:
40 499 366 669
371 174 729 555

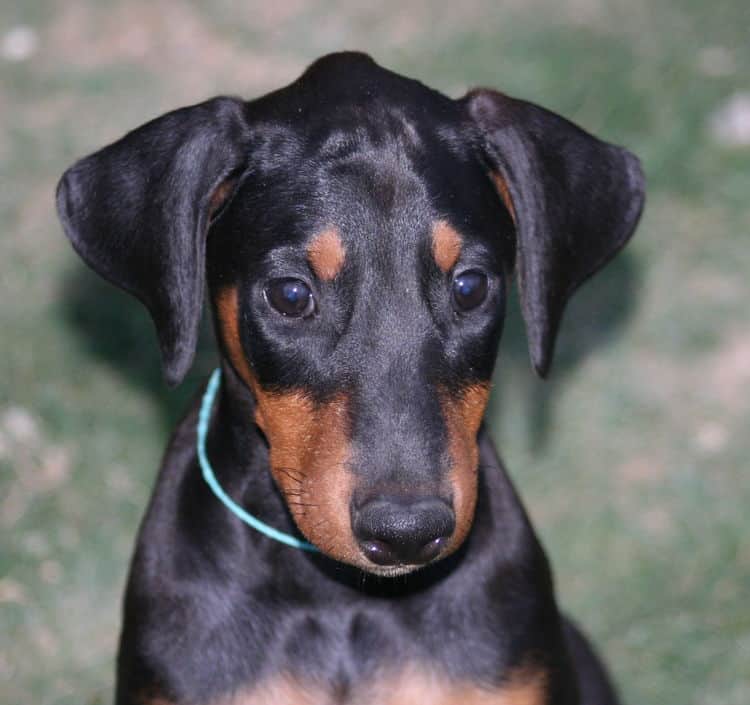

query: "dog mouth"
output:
359 562 434 578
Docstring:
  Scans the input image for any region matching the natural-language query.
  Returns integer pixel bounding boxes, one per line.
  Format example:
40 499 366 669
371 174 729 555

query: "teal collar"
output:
197 368 319 552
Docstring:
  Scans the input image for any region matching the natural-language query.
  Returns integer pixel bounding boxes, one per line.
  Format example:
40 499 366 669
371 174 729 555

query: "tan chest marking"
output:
214 666 546 705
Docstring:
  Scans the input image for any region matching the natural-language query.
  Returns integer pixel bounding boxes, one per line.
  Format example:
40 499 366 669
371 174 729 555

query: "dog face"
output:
57 52 644 575
206 92 514 572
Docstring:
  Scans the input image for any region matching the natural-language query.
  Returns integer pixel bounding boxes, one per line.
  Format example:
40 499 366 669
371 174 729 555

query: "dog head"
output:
57 52 644 575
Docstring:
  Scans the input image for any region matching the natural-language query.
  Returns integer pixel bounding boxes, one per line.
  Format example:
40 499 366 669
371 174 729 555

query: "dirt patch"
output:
636 327 750 418
46 0 301 97
617 454 667 486
0 405 72 528
707 330 750 410
687 269 744 304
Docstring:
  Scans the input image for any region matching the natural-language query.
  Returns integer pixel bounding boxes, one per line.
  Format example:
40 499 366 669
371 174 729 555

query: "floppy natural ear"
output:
463 89 645 377
56 97 250 386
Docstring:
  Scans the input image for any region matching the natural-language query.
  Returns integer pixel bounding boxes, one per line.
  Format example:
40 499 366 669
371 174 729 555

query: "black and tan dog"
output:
57 52 644 705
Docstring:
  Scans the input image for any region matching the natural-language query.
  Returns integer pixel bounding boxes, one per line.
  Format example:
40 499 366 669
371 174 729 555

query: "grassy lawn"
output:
1 1 748 703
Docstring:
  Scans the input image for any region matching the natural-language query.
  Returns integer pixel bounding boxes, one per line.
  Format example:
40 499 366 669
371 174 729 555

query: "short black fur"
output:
57 52 644 704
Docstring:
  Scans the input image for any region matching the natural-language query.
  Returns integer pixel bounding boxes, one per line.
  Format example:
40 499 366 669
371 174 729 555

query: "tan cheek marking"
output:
432 220 463 272
307 227 346 281
490 172 517 224
257 390 359 565
214 285 360 566
215 285 255 387
440 383 491 554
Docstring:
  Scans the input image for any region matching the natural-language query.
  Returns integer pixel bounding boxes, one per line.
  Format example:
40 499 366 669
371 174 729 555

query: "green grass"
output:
1 1 749 703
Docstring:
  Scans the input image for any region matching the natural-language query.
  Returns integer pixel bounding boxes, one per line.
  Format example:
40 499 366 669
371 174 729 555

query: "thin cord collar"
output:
197 368 319 552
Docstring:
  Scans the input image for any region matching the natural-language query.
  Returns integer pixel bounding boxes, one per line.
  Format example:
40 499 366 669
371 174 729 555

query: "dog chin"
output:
359 562 426 578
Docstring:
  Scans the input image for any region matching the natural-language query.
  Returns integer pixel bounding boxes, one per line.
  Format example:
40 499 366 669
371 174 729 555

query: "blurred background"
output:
1 1 749 703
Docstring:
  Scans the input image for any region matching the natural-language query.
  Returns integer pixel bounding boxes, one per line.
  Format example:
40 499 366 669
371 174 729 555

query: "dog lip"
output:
358 561 429 578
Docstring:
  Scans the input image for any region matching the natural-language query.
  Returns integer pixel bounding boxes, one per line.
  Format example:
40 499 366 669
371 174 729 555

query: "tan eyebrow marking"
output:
307 227 346 281
431 220 463 272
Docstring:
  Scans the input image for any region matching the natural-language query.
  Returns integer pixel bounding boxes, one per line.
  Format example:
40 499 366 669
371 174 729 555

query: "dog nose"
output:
352 497 455 566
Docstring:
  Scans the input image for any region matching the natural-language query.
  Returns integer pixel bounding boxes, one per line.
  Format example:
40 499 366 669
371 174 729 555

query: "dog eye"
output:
452 270 488 311
265 278 315 317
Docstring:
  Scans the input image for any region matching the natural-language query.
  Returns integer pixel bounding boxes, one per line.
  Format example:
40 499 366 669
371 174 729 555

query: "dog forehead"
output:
227 153 501 286
246 55 470 188
256 51 460 127
238 129 452 252
231 64 506 268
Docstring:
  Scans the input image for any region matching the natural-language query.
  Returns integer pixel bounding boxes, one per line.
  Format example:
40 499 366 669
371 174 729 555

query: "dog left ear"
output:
56 97 250 386
462 89 645 377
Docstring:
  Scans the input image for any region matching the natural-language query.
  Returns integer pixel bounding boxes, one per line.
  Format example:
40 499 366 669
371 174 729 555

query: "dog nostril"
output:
353 498 455 567
360 539 398 566
417 536 446 563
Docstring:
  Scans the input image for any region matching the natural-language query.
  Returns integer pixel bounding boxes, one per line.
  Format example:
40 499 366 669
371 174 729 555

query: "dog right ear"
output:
56 97 250 386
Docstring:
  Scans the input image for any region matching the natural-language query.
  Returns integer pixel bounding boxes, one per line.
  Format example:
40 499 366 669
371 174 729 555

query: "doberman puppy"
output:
57 52 644 705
